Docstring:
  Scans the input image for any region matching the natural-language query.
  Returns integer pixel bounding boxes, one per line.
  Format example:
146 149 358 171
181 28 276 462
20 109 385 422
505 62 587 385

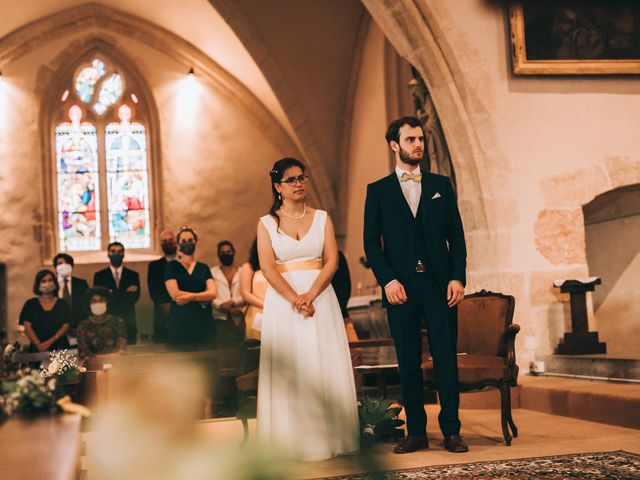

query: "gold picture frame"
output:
509 2 640 75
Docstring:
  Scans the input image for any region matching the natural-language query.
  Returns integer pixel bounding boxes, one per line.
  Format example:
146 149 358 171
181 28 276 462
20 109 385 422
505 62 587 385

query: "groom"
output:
363 116 468 453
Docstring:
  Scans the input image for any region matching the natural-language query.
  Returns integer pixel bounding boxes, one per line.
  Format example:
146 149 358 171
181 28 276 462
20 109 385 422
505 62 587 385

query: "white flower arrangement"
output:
3 342 15 360
40 349 85 379
2 368 57 416
1 367 90 418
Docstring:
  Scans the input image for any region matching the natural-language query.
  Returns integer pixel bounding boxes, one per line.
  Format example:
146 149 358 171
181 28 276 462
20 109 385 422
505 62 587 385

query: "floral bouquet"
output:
1 349 90 419
40 349 86 384
2 368 57 416
1 362 91 419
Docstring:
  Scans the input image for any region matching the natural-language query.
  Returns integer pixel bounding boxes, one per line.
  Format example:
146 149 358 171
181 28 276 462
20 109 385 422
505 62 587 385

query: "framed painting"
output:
509 1 640 74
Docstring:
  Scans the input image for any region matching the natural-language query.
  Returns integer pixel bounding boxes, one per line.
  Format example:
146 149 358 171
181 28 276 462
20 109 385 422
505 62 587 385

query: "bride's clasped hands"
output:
292 290 316 317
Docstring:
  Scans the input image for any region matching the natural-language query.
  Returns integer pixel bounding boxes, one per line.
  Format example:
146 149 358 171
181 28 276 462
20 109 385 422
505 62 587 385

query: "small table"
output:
354 364 399 398
553 278 606 355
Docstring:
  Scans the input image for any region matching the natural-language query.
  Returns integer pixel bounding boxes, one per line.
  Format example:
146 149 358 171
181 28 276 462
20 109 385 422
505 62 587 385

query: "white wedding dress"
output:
257 210 360 462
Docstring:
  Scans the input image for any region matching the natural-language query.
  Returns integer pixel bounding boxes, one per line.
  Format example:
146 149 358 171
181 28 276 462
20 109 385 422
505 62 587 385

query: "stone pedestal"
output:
553 278 606 355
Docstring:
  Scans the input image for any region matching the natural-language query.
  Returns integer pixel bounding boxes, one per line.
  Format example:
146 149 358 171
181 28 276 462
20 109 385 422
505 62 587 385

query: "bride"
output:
256 157 360 462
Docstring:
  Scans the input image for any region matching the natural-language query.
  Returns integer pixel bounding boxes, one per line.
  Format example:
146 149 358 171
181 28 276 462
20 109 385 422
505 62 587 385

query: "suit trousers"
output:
387 270 461 437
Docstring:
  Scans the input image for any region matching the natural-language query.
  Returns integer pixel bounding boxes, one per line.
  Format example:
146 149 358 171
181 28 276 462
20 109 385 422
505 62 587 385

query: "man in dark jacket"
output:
364 116 468 454
93 242 140 344
53 253 89 331
147 230 176 343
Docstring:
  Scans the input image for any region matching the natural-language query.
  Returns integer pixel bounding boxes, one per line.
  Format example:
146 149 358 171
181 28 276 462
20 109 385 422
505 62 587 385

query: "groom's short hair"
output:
385 116 424 145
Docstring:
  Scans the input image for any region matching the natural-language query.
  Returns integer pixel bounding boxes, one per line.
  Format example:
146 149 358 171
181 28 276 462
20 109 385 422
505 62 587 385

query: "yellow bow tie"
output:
401 172 422 182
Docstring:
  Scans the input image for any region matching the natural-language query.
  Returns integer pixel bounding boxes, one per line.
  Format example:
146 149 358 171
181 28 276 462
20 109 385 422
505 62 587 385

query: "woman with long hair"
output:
256 157 359 461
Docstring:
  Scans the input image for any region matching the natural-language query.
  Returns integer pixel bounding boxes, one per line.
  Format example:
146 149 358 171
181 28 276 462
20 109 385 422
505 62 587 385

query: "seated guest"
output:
211 240 245 347
53 252 89 331
165 227 217 350
19 269 71 352
93 242 140 345
239 239 268 341
147 230 177 343
76 287 127 359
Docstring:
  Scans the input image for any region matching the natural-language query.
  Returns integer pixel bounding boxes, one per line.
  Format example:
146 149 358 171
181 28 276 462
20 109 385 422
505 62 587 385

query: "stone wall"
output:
356 0 640 365
0 17 284 339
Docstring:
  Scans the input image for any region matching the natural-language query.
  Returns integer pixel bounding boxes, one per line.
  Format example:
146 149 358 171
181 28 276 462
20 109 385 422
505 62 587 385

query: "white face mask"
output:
56 263 73 277
90 302 108 316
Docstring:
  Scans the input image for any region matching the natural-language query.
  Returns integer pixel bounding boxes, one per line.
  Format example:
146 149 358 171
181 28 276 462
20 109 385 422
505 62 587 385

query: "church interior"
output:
1 0 639 478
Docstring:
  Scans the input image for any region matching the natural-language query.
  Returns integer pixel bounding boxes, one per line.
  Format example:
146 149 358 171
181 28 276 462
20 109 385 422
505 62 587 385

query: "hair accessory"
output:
178 225 197 235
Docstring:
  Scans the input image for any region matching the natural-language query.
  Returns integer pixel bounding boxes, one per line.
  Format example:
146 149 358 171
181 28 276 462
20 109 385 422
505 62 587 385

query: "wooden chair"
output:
421 290 520 445
235 340 261 444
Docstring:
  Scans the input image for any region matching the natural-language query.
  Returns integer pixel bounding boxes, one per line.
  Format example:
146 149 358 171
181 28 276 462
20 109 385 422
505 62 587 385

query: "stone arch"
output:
0 3 300 155
361 0 490 230
207 0 347 217
0 2 310 259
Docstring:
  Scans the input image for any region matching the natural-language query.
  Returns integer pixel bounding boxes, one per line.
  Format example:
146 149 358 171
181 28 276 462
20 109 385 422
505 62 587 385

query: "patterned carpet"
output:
317 451 640 479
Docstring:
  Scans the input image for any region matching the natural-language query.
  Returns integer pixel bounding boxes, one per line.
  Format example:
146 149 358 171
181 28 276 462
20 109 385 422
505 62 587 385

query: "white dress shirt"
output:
396 165 422 217
385 166 423 289
211 266 245 321
109 265 123 288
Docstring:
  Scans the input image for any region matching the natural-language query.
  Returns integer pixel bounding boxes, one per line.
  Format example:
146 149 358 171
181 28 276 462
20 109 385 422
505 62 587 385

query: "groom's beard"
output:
399 145 423 166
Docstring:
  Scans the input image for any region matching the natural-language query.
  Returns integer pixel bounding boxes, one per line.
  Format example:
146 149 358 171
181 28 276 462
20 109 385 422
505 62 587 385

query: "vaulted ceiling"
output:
0 0 370 218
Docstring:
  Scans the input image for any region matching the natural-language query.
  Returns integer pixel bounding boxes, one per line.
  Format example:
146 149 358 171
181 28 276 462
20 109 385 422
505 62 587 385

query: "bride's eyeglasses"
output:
280 175 310 186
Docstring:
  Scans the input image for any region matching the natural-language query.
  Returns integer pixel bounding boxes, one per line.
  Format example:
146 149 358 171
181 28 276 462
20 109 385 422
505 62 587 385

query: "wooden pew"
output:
0 414 82 480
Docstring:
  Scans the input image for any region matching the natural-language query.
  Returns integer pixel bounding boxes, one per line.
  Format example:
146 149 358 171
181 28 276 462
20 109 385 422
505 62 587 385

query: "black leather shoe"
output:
394 435 429 454
444 434 469 453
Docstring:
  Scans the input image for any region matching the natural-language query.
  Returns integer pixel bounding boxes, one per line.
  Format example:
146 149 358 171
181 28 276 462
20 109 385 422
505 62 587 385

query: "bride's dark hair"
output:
269 157 306 227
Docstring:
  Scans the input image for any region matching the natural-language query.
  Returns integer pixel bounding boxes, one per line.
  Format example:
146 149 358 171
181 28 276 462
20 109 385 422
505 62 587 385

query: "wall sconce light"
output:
187 67 195 78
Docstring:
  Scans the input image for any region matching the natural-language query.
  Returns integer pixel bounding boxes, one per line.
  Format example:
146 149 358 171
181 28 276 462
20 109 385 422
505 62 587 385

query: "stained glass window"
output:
75 59 105 104
94 73 123 115
55 106 100 251
55 57 153 252
105 105 151 248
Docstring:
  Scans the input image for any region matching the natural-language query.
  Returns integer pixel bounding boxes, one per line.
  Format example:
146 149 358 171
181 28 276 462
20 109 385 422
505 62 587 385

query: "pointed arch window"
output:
53 56 152 252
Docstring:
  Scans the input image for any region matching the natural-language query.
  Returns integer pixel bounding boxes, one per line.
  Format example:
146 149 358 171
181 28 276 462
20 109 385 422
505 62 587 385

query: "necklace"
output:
280 204 307 219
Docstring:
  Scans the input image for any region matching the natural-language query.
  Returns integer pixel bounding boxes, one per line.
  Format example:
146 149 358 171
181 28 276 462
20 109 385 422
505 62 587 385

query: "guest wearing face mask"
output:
53 253 89 331
76 287 127 359
19 270 71 352
147 230 177 343
93 242 141 345
164 227 217 349
211 240 245 347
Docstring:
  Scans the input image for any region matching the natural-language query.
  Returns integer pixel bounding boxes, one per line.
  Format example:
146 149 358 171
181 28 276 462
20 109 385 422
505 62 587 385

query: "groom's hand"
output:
385 280 407 305
447 280 465 307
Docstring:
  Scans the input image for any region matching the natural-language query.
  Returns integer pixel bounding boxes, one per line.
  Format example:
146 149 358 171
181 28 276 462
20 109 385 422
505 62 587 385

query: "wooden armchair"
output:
235 340 261 444
421 290 520 445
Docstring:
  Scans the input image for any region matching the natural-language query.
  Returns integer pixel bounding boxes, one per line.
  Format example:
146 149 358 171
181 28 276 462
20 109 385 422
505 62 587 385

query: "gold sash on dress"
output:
276 259 323 273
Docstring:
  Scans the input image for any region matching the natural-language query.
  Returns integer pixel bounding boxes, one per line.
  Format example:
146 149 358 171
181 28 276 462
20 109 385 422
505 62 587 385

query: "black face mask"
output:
219 253 234 266
179 241 196 255
109 253 124 267
161 243 177 256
